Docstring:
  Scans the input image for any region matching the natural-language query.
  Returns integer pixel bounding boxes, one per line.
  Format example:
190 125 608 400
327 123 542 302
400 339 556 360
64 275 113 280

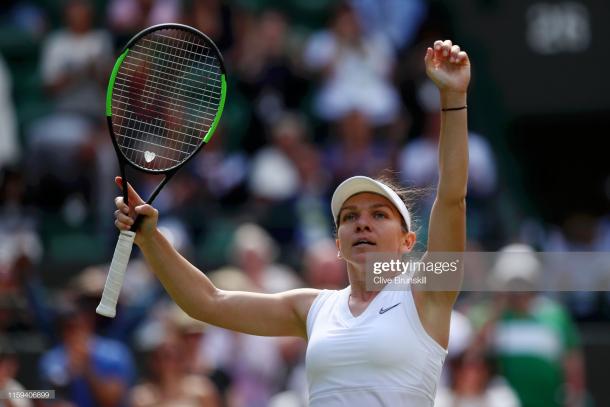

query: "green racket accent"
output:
108 26 226 172
106 49 129 116
204 74 227 143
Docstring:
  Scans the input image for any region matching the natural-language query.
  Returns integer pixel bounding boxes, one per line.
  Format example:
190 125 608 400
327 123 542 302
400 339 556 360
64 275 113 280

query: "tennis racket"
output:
96 23 227 318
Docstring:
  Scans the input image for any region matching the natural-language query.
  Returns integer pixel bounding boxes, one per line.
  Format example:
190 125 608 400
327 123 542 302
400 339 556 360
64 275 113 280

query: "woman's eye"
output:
374 212 387 219
343 213 356 222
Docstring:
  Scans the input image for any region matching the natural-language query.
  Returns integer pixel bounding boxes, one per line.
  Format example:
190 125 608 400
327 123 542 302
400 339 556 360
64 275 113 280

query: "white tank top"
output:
305 282 448 406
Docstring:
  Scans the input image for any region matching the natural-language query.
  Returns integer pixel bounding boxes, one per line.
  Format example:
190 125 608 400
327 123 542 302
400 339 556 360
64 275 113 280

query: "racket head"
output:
106 23 227 174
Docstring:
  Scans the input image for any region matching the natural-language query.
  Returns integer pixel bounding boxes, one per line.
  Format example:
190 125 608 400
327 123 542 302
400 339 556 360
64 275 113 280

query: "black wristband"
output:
441 105 467 112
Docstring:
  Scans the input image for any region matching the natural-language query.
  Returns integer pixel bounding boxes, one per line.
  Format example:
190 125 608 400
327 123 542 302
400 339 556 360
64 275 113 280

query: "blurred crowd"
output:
0 0 608 406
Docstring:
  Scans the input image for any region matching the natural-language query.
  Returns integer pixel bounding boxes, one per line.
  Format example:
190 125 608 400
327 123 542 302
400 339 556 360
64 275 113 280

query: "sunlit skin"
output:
336 193 416 302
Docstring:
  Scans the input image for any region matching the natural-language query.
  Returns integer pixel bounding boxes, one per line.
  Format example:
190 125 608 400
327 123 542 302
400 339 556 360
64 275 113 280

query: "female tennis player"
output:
114 39 469 406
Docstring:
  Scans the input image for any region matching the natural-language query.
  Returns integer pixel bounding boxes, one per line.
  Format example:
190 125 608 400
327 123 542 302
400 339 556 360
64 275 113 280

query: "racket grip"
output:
96 230 136 318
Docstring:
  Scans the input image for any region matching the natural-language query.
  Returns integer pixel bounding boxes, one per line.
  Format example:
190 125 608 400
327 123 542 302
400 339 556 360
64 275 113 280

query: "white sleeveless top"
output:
305 282 448 406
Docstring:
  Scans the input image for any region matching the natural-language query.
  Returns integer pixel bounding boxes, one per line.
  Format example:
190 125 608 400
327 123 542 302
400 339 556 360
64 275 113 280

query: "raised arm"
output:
425 39 470 255
420 40 470 312
113 177 318 339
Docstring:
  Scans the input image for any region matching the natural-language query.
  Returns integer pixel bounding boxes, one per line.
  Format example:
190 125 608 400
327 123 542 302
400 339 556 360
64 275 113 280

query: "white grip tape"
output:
96 230 136 317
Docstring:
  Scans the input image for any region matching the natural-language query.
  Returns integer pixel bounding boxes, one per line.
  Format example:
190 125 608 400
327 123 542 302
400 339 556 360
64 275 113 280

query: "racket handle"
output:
96 230 136 318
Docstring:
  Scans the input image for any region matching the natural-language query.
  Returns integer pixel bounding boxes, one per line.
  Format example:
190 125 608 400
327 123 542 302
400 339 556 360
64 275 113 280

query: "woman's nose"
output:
355 214 371 231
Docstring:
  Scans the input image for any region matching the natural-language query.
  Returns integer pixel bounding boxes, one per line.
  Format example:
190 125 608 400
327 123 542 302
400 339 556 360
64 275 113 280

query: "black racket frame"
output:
106 23 227 224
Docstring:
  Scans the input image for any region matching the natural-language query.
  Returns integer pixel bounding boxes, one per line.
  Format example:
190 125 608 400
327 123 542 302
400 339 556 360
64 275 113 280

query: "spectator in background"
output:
0 54 19 168
196 224 303 406
0 340 32 407
435 350 521 407
302 239 347 290
232 9 309 152
39 293 135 407
439 310 475 386
543 213 610 320
28 0 113 218
249 113 306 203
70 222 193 342
0 0 47 38
436 309 519 407
291 141 332 249
303 2 400 125
0 165 48 342
228 223 303 294
41 0 112 119
187 0 234 54
195 124 250 208
0 166 41 273
348 0 427 51
166 303 212 377
204 260 289 407
129 304 220 407
323 109 392 186
470 244 587 407
107 0 183 45
67 263 156 342
268 334 309 407
0 230 44 343
249 112 331 249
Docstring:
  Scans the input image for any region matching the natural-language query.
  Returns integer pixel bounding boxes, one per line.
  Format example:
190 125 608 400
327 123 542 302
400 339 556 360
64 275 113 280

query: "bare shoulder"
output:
283 288 322 322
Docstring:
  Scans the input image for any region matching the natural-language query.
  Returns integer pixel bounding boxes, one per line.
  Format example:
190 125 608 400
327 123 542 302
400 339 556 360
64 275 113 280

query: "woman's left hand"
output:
425 40 471 94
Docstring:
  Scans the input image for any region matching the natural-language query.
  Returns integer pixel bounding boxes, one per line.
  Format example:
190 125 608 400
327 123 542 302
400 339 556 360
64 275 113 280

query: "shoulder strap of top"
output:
402 287 449 356
306 289 338 338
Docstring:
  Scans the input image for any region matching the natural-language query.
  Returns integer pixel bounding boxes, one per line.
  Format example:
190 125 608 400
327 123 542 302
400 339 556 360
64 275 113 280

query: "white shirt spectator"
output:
41 29 112 116
304 30 400 125
249 147 299 201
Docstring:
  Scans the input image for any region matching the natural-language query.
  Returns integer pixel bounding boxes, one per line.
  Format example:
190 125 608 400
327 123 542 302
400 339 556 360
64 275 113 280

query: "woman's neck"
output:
346 264 380 302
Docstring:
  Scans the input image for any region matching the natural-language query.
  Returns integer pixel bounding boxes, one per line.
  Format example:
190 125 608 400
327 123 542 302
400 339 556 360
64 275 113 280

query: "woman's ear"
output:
403 231 417 251
336 238 342 259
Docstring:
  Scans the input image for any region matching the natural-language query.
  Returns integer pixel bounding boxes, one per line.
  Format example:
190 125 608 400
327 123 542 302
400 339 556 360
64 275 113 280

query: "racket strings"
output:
116 63 220 124
116 29 216 167
111 28 223 171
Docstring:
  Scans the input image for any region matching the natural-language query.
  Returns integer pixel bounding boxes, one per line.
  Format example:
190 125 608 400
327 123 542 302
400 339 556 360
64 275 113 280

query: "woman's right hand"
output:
113 176 159 245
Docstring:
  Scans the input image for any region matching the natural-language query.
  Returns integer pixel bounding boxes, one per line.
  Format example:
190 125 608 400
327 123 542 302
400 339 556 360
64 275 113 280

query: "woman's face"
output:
336 193 415 267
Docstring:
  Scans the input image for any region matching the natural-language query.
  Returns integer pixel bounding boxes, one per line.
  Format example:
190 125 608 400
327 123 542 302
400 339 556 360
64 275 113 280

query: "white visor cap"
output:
331 176 411 231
